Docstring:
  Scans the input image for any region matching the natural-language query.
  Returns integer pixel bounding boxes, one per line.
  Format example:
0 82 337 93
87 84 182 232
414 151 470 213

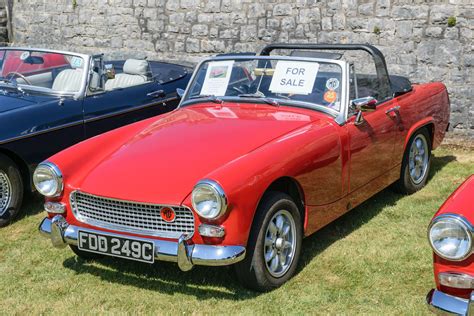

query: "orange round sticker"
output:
324 90 337 103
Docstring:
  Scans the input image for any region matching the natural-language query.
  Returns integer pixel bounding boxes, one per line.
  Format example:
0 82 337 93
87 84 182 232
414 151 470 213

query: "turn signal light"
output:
439 272 474 289
198 224 225 238
44 202 66 214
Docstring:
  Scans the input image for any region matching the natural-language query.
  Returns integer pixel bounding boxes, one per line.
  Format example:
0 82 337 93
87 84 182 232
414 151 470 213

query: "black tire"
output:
235 192 302 292
394 127 432 194
69 245 104 260
0 155 24 227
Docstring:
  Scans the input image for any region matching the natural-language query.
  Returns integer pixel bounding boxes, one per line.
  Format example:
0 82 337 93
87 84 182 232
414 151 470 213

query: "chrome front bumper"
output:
39 216 246 271
427 289 474 315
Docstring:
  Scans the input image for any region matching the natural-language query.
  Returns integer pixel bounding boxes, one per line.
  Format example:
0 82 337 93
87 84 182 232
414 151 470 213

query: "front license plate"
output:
77 231 155 264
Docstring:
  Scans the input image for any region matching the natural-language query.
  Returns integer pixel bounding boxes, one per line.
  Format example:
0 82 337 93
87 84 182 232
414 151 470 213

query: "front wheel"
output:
394 128 432 194
0 155 23 227
235 192 302 292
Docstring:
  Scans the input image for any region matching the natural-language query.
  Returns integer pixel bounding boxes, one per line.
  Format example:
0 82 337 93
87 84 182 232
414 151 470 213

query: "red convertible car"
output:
36 44 450 291
427 175 474 315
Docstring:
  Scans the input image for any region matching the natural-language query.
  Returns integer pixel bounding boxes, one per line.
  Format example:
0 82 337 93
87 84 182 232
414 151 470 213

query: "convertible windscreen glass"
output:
183 58 343 112
0 49 85 93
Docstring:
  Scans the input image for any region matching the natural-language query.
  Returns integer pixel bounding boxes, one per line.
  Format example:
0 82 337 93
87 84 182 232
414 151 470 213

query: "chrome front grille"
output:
70 191 195 239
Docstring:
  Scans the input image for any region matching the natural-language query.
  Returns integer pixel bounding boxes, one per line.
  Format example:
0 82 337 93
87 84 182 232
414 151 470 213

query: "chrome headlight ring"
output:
428 214 473 262
191 179 228 220
33 161 64 197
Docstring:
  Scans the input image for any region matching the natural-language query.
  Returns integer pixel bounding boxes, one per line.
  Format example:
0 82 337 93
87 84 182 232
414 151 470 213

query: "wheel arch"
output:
256 176 307 232
0 147 31 192
404 118 435 152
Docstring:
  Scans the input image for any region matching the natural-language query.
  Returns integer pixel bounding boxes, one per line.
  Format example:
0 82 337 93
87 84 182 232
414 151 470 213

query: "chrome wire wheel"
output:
264 209 297 278
0 171 12 216
408 134 429 185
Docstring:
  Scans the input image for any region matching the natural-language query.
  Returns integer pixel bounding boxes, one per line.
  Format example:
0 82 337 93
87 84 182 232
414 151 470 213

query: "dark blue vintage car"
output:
0 47 192 226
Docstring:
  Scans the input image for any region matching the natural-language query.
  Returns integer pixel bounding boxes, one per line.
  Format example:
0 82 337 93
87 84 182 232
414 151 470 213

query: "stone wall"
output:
8 0 474 137
0 1 8 45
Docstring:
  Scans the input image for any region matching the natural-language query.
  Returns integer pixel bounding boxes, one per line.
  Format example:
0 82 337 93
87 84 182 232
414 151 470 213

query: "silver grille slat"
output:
70 191 195 239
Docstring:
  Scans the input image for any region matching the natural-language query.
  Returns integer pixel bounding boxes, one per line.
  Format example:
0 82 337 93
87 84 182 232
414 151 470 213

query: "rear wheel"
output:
0 155 23 227
69 245 104 260
235 192 302 292
394 128 431 194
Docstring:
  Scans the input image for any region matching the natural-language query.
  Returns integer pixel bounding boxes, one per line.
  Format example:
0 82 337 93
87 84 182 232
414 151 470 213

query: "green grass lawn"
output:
0 145 473 314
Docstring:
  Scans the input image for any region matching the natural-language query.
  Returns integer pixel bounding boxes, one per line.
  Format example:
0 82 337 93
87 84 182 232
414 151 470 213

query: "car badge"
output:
160 207 176 223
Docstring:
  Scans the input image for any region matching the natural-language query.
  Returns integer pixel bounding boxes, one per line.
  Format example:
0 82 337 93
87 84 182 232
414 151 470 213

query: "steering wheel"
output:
6 72 32 85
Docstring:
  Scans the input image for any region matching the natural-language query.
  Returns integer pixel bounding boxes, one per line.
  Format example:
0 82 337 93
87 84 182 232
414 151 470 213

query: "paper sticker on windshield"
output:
20 51 30 61
269 61 319 95
70 56 83 68
200 61 234 96
324 90 337 103
326 78 339 90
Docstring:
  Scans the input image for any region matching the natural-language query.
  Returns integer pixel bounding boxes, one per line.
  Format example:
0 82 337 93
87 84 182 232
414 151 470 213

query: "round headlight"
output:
33 162 63 197
191 180 227 219
429 215 472 261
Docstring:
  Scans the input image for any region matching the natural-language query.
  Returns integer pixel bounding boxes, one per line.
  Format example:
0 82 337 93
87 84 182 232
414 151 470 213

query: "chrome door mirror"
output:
351 96 377 126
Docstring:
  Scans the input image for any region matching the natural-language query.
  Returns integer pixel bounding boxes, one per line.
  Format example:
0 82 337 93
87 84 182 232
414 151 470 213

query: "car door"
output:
82 81 176 138
82 57 177 138
346 71 399 193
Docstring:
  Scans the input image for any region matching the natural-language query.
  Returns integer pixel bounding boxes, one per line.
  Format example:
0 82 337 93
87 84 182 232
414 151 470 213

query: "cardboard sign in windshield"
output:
200 60 234 96
269 61 319 95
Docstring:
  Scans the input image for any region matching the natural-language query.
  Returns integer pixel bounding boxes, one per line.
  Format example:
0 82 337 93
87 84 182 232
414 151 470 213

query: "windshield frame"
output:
0 47 91 99
179 55 349 125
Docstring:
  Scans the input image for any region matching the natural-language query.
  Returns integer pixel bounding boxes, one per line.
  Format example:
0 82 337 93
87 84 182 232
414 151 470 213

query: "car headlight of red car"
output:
33 162 64 197
191 179 227 219
429 214 472 261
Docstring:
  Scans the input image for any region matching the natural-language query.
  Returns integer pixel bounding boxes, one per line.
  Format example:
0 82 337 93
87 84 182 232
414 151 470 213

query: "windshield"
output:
182 57 344 112
0 49 86 94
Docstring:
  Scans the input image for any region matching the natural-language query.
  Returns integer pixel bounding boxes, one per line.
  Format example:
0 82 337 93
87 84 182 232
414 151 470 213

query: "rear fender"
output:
403 117 434 152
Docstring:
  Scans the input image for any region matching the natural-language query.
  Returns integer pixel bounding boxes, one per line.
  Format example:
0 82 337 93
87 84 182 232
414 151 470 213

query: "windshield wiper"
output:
237 93 279 107
188 94 223 104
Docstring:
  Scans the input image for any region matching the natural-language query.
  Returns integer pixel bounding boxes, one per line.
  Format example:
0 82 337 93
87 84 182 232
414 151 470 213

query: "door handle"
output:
385 106 400 116
147 90 166 98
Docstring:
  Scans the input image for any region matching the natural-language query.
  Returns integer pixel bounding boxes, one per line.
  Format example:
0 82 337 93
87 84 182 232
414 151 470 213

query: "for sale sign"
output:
269 61 319 95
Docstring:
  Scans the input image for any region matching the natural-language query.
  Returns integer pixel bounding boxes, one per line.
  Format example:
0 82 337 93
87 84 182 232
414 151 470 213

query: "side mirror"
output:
176 88 185 99
351 96 377 126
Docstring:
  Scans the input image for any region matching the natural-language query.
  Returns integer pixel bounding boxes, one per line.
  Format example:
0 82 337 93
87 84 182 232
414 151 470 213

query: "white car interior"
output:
105 59 150 91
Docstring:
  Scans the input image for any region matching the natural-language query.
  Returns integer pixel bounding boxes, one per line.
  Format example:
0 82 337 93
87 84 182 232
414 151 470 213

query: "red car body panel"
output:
431 175 474 299
46 81 450 247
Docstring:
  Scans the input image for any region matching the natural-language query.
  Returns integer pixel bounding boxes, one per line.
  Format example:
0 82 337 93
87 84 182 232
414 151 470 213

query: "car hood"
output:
72 103 330 205
434 175 474 223
0 93 40 113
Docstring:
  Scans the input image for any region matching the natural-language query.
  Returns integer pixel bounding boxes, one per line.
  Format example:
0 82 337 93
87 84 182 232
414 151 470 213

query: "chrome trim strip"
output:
0 120 83 145
426 289 472 315
39 216 246 269
70 190 195 239
428 213 474 262
0 96 179 145
83 96 178 124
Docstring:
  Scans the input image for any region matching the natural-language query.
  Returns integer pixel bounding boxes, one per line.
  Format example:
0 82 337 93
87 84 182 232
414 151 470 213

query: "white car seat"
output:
105 59 149 91
52 68 83 92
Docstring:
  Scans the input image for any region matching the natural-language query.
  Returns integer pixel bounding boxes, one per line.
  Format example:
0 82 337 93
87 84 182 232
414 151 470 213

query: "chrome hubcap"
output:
264 210 296 278
408 134 429 185
0 171 12 216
